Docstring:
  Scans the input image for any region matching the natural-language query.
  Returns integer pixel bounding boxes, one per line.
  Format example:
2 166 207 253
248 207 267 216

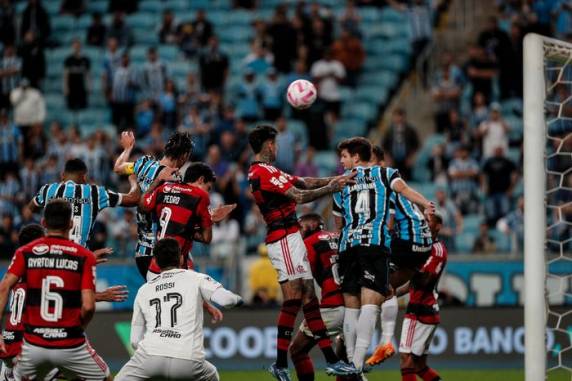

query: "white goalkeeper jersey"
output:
131 268 222 361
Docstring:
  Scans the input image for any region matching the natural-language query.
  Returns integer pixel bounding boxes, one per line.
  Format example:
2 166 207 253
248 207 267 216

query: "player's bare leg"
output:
289 331 317 381
400 353 417 381
352 288 386 371
390 268 415 289
414 355 441 381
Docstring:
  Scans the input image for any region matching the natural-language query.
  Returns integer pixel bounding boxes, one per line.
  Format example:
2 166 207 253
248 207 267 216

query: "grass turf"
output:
218 369 570 380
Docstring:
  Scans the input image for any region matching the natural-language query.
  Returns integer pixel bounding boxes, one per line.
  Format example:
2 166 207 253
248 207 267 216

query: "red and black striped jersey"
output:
7 237 96 348
406 240 447 324
143 182 212 274
248 162 300 243
0 281 26 359
304 230 344 308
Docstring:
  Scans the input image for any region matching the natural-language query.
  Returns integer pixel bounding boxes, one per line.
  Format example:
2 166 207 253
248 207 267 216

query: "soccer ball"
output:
286 79 317 109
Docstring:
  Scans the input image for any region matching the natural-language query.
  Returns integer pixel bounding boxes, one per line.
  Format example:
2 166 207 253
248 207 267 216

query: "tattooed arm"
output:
286 173 355 204
295 176 336 190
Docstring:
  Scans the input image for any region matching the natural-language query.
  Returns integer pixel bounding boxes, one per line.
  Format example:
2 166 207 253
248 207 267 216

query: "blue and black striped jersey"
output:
33 180 121 247
333 166 400 252
390 193 432 246
133 155 165 257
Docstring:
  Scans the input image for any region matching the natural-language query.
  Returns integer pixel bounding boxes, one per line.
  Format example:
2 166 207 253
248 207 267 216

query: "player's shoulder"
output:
249 162 280 177
16 237 48 254
186 184 209 199
432 240 448 259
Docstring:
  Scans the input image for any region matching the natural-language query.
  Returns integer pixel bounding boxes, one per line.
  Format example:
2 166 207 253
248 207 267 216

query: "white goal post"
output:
524 33 572 380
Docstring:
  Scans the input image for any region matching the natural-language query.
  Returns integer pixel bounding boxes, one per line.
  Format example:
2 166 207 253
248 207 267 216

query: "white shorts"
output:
267 232 313 282
14 340 109 381
300 306 345 338
115 347 219 381
399 318 437 356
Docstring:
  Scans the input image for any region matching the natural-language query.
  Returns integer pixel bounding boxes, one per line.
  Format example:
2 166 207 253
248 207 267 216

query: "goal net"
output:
524 34 572 381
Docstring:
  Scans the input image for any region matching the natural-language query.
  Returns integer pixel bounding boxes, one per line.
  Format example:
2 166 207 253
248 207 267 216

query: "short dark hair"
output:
18 223 45 245
44 200 72 231
372 145 384 162
432 212 443 225
64 158 88 175
337 137 372 162
299 213 324 229
248 125 278 154
164 132 194 161
154 238 181 269
184 162 216 184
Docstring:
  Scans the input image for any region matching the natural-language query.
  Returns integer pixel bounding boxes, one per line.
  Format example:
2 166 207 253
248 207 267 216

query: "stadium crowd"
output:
0 0 568 273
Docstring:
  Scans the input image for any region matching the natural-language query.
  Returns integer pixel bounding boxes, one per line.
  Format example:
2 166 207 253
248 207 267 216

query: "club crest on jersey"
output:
296 265 306 274
32 244 49 255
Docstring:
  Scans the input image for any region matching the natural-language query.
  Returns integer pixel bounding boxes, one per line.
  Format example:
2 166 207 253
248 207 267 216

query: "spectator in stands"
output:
199 36 229 94
311 48 346 124
249 244 279 307
41 154 59 184
464 45 497 103
81 134 108 184
108 0 138 14
448 144 480 214
497 196 524 253
158 9 177 45
478 102 510 159
107 11 133 47
307 17 333 67
0 213 16 259
552 1 572 40
331 28 365 88
60 0 85 16
244 208 266 252
435 187 463 252
64 39 91 111
482 146 518 226
243 41 274 76
233 0 257 10
20 0 51 45
86 12 107 47
141 47 167 103
507 22 524 98
275 117 296 173
192 9 214 47
0 45 21 111
0 109 22 176
382 108 420 180
211 213 240 260
268 5 297 74
469 91 489 129
445 109 469 158
257 68 283 121
110 53 138 130
23 123 46 160
206 145 230 181
407 0 433 55
140 121 169 155
135 99 154 138
295 146 319 178
46 122 69 170
159 79 178 130
14 204 38 231
110 209 137 256
473 222 496 253
0 0 16 46
431 61 462 132
339 0 362 38
426 143 448 185
219 130 241 162
252 19 272 50
102 37 122 104
234 69 260 122
179 105 210 159
177 72 201 117
478 16 514 99
19 30 45 89
10 78 45 132
19 158 38 200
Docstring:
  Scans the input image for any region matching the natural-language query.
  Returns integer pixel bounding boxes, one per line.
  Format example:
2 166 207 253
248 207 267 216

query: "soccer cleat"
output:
268 363 292 381
325 360 360 376
365 341 396 366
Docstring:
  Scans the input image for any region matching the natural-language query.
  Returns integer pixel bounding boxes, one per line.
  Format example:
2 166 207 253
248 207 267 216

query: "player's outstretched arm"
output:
295 176 336 190
286 173 355 204
118 174 141 207
392 178 435 214
0 273 19 353
80 289 96 329
138 167 178 212
210 288 244 309
113 131 136 174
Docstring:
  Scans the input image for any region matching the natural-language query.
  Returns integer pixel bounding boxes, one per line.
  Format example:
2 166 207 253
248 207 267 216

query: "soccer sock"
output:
353 304 380 369
276 298 302 368
380 296 398 344
418 366 442 381
292 353 314 381
343 308 360 362
302 298 338 363
401 367 417 381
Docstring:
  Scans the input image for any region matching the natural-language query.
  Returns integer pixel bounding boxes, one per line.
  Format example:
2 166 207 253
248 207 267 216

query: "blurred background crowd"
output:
0 0 570 305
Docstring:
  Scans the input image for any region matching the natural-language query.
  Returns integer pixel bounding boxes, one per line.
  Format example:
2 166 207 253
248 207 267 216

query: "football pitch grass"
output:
217 369 569 380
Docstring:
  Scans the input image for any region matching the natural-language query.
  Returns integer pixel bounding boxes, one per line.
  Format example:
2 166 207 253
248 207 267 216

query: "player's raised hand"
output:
157 166 178 182
96 285 129 303
329 172 356 191
205 303 224 324
210 204 237 223
93 247 113 264
424 201 436 217
120 131 135 150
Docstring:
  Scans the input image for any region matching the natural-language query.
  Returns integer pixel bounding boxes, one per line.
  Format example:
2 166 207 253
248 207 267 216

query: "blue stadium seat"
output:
287 119 309 149
188 0 214 10
133 28 159 46
139 0 164 13
364 71 398 89
454 232 477 254
127 13 157 29
378 54 410 73
490 229 512 252
129 46 148 62
47 47 73 63
168 0 191 12
314 152 338 177
358 7 380 23
354 86 389 106
227 10 256 25
219 26 254 43
507 148 521 165
87 0 107 14
52 16 75 32
158 45 179 61
44 1 61 15
380 7 408 24
463 214 484 235
341 101 378 122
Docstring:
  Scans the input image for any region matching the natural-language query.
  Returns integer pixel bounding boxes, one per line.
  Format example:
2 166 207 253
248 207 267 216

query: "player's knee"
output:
289 340 305 359
400 353 414 369
282 279 304 299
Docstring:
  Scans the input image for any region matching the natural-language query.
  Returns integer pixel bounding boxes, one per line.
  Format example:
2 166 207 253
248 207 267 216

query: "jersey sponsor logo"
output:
152 328 182 339
49 245 78 254
412 245 432 253
32 244 50 255
32 327 68 339
363 270 375 282
2 331 16 340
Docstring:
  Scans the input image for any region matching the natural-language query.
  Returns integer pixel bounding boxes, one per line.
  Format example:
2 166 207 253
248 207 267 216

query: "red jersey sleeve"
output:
142 184 162 211
81 250 97 291
258 167 298 195
7 248 25 278
197 192 213 229
421 243 446 275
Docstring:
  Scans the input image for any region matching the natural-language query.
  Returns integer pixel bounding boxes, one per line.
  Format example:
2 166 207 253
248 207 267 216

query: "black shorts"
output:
339 245 390 296
390 238 432 272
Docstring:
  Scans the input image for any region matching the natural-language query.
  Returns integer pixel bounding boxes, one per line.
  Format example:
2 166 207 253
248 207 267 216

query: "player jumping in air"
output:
396 213 446 381
0 200 111 380
115 238 243 381
333 137 434 373
366 145 433 366
247 125 358 381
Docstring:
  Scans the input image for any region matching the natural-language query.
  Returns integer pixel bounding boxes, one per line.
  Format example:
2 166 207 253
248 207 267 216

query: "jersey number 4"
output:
149 292 183 328
355 190 371 219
